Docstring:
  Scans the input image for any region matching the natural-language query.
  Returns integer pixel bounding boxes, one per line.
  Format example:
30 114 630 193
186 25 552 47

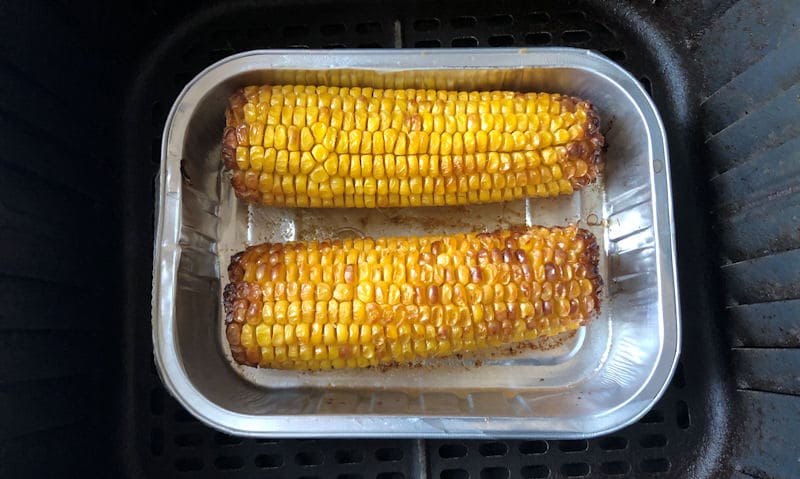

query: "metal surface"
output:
152 48 679 438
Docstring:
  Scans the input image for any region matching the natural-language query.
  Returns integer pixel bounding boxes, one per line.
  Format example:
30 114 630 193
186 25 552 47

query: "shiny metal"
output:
153 48 680 438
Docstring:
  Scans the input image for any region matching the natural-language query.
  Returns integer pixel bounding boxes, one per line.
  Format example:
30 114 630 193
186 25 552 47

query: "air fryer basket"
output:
1 0 798 478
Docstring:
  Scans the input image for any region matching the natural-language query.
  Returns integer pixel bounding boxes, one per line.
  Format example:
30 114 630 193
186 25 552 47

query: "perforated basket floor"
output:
124 1 719 478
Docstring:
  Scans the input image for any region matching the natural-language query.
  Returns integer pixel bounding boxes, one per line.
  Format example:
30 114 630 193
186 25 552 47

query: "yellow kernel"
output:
361 154 373 177
275 150 289 175
336 323 348 344
348 130 362 154
288 152 301 175
310 166 329 183
312 144 329 162
311 122 327 143
295 323 310 342
323 156 338 176
333 283 353 301
272 324 285 346
323 323 336 345
287 301 300 324
323 127 337 151
293 153 312 176
357 282 374 303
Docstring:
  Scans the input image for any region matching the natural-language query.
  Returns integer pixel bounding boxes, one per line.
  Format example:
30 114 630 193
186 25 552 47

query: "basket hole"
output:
519 440 548 455
210 28 239 43
320 24 346 36
150 428 164 456
601 50 626 62
377 474 405 479
558 440 588 452
356 22 382 35
640 434 668 448
479 442 508 457
452 37 479 47
441 470 469 479
215 456 244 470
556 10 587 22
481 467 509 479
376 447 404 461
524 32 551 45
173 72 193 89
245 26 270 39
150 388 164 415
526 12 550 24
521 465 549 478
562 30 591 43
205 50 229 65
488 34 514 47
335 449 364 464
641 458 670 473
676 400 691 429
415 40 442 48
640 409 664 424
451 16 477 28
640 77 653 95
174 433 202 448
597 436 628 451
214 432 242 446
151 139 161 165
439 444 468 459
151 101 164 129
600 461 630 475
414 18 440 31
593 22 615 36
561 462 590 477
283 25 309 38
295 451 324 466
255 453 284 469
673 362 686 389
487 14 513 27
174 457 203 472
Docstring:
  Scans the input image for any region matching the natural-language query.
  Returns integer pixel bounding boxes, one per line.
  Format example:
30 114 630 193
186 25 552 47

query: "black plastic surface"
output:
1 0 798 478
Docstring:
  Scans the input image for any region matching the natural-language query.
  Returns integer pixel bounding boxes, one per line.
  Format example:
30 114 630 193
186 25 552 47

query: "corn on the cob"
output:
223 225 601 369
222 85 604 207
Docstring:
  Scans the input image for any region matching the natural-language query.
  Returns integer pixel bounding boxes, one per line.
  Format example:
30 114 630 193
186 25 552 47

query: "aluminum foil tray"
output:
152 48 680 438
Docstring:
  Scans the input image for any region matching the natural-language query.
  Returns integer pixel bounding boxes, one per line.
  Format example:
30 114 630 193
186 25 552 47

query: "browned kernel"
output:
226 323 242 346
544 262 558 281
470 266 483 283
427 285 440 304
344 264 355 284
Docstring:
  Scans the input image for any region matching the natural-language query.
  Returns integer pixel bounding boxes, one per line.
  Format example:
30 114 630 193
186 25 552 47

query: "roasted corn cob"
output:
222 85 604 207
223 225 601 369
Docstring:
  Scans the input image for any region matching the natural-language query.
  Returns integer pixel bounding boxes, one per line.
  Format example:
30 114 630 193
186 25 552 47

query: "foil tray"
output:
153 48 680 438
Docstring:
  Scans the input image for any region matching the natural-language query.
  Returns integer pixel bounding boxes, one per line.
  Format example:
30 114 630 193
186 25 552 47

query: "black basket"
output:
1 1 798 477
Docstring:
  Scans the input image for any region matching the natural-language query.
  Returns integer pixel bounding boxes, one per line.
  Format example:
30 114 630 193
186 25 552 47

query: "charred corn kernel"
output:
223 86 603 206
224 225 601 369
